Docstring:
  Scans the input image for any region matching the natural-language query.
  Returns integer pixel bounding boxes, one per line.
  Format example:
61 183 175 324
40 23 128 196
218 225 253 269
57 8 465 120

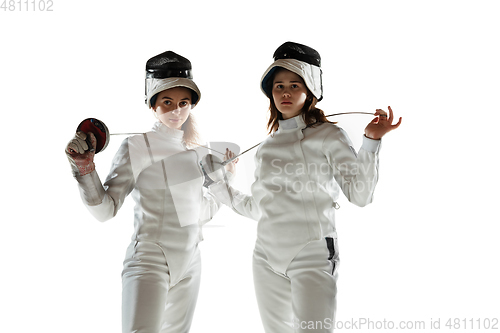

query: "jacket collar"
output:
278 114 307 131
152 121 184 141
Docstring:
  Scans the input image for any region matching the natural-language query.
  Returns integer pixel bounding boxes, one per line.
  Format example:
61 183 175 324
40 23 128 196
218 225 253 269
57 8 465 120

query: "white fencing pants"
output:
121 241 201 333
253 238 339 333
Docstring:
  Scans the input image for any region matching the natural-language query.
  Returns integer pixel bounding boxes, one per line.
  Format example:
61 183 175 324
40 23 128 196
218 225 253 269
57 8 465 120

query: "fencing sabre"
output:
75 112 380 183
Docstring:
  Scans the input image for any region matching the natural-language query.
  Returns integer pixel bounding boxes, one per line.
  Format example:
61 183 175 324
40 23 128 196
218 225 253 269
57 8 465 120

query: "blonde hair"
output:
181 114 200 148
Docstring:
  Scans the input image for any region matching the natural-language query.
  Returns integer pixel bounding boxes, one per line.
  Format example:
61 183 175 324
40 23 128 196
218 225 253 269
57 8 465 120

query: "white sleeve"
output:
198 186 223 225
323 127 381 207
75 138 135 222
208 157 262 223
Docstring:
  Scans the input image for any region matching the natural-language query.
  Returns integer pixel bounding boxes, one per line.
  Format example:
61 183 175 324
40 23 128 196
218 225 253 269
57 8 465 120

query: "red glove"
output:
65 131 97 176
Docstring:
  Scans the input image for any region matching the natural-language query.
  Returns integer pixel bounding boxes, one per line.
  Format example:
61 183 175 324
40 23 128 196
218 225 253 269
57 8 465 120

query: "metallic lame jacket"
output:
75 121 221 284
211 115 381 274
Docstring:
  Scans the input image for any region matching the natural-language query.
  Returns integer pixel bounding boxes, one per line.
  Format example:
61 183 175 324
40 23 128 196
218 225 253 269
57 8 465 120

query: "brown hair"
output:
266 69 334 134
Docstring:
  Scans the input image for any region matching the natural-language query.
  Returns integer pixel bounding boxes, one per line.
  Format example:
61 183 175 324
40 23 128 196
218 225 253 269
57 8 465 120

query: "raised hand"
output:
364 106 402 140
65 131 97 176
224 148 239 175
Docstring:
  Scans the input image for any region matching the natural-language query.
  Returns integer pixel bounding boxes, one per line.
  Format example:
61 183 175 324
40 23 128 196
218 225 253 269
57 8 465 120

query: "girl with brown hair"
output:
210 41 401 332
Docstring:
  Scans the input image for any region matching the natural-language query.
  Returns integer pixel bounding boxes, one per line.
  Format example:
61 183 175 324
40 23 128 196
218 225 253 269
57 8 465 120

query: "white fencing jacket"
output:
211 114 381 274
75 121 221 284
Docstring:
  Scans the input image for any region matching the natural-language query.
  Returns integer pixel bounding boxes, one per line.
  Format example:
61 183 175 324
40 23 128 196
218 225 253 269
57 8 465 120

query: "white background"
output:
1 0 499 332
